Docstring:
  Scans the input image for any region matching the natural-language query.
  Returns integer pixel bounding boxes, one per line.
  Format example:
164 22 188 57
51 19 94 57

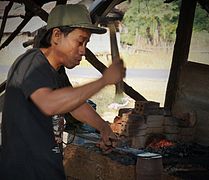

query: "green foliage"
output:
193 4 209 32
121 0 209 46
121 0 180 45
121 33 135 45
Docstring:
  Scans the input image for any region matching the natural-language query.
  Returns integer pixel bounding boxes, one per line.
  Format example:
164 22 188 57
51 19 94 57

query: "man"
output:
0 4 125 180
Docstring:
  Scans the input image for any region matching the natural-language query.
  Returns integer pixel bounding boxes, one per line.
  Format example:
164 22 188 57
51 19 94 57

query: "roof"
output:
0 0 125 33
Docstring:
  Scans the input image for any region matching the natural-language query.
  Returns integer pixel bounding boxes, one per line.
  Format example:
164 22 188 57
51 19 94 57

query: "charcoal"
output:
143 142 209 179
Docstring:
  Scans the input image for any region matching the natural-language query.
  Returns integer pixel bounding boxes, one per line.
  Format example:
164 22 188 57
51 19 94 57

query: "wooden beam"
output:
0 80 6 94
90 0 123 23
85 48 146 101
21 0 48 22
0 0 49 50
164 0 197 110
0 1 13 43
0 11 33 50
56 0 67 5
198 0 209 14
0 15 25 19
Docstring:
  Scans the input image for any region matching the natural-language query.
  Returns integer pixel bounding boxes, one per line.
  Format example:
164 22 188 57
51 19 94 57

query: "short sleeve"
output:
21 55 57 99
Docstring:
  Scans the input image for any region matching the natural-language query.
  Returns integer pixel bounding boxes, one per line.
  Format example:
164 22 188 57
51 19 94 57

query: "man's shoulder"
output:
11 48 41 69
7 48 45 81
18 48 40 60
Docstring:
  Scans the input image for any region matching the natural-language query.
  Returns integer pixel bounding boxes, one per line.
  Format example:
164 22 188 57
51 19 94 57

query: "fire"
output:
147 139 175 149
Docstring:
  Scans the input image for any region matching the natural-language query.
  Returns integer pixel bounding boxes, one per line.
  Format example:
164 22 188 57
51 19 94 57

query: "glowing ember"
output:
147 139 175 149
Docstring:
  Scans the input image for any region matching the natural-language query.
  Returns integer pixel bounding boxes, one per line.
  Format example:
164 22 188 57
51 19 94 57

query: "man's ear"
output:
51 28 62 45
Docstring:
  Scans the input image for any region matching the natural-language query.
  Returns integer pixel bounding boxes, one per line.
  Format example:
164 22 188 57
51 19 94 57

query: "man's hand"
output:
102 60 126 85
97 122 118 153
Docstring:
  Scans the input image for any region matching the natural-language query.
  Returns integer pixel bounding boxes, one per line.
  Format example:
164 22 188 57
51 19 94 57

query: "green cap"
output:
46 4 106 34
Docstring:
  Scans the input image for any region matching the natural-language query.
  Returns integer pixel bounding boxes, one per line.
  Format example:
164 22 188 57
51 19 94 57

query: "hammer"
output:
108 22 124 97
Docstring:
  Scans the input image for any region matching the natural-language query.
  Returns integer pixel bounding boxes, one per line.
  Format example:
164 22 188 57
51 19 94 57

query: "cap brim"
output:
70 24 107 34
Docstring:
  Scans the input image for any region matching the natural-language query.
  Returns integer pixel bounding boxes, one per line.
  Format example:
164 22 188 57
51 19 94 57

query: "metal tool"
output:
71 132 147 156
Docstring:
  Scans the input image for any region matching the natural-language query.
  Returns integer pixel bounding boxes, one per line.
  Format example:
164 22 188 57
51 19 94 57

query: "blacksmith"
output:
0 4 125 180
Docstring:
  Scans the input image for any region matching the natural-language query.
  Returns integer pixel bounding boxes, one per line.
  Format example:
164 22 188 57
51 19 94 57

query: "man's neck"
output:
40 47 61 70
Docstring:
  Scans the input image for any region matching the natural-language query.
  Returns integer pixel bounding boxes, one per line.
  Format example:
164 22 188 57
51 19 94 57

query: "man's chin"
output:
65 63 79 69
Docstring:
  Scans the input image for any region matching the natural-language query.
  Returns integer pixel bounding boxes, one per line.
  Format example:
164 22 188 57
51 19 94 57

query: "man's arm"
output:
30 60 125 116
71 102 117 148
70 102 106 132
30 78 106 116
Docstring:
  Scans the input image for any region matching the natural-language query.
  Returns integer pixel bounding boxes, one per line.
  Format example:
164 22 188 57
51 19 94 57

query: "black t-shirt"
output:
0 48 68 180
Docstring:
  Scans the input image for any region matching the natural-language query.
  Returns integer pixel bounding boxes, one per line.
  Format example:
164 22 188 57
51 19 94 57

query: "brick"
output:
133 101 160 115
146 115 164 127
165 134 179 141
179 127 196 136
147 127 163 134
131 135 147 148
118 108 133 117
164 117 179 126
164 126 180 134
64 144 135 180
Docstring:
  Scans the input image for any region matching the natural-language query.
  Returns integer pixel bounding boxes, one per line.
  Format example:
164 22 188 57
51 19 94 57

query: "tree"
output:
121 0 209 47
193 3 209 32
121 0 179 46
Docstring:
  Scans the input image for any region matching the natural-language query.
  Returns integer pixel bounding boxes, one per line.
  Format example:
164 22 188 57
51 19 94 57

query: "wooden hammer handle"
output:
108 23 124 95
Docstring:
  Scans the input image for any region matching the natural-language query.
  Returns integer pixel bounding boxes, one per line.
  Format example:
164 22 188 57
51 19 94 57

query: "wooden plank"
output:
164 0 197 110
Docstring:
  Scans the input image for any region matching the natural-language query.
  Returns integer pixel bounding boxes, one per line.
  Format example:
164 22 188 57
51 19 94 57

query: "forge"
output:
64 100 209 180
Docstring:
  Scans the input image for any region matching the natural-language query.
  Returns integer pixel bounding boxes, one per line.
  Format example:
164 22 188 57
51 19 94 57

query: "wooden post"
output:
164 0 197 110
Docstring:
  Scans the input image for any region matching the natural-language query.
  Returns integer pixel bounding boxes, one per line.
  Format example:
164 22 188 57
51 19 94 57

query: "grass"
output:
121 50 173 69
80 48 173 70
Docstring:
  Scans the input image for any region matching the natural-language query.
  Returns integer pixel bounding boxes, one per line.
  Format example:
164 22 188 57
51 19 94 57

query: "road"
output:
66 67 169 80
0 65 169 81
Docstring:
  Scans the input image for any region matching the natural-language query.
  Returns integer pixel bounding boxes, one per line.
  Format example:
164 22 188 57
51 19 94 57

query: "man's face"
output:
54 28 91 69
